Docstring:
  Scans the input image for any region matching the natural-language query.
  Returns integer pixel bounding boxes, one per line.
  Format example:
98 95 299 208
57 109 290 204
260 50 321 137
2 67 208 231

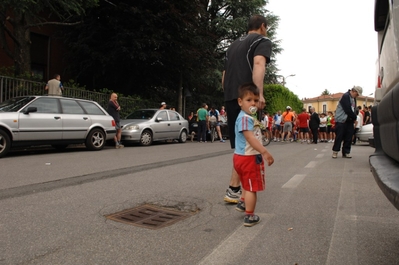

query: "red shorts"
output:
233 154 265 192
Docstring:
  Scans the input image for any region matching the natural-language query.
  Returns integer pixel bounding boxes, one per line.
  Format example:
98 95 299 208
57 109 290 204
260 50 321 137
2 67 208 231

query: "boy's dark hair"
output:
238 82 259 99
248 15 267 31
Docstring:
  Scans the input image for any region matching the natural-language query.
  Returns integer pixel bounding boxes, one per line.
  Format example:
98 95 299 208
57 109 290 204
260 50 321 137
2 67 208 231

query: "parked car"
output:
355 123 373 142
0 96 117 158
120 109 189 146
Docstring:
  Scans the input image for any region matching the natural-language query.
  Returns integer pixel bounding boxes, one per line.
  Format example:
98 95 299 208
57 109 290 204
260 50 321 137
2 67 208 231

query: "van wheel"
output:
86 128 106 150
0 129 11 158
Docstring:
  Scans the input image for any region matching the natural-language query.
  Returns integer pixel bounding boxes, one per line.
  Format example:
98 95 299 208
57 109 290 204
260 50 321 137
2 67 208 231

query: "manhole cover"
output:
105 204 195 230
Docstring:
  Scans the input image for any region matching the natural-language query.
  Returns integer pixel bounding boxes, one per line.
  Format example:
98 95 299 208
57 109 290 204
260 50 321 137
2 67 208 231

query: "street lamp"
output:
282 74 296 86
365 93 373 107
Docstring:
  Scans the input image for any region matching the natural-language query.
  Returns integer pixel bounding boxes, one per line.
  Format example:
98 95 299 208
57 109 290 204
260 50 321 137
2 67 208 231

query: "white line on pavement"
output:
282 174 307 189
198 213 274 265
305 161 317 168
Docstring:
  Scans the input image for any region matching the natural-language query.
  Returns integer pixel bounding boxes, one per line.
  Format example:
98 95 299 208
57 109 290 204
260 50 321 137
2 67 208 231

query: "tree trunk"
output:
13 14 31 76
178 72 183 115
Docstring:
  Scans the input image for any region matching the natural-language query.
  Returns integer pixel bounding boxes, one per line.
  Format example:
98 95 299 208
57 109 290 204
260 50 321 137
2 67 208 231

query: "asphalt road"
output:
1 140 399 265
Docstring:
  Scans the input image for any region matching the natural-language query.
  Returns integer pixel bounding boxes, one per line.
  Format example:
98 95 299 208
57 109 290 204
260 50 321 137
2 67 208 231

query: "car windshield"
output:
0 97 36 112
125 110 156 120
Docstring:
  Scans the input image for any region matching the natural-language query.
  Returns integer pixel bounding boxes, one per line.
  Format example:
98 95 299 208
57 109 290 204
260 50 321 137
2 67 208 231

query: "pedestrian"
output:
309 107 320 144
45 74 63 96
319 113 327 142
363 106 371 125
160 102 167 110
107 93 124 149
220 106 226 117
234 83 274 226
297 108 310 143
196 103 208 143
221 14 272 203
352 109 361 145
282 106 295 142
273 111 282 141
208 106 225 142
357 106 364 127
188 111 194 121
327 111 333 142
332 86 361 158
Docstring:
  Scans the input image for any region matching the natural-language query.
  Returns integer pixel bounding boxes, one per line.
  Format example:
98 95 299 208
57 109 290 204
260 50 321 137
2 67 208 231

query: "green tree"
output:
61 0 281 111
0 0 98 75
321 89 331 95
263 84 303 114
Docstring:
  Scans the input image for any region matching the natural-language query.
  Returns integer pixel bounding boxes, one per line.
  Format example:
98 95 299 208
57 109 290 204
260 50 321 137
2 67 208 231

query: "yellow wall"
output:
302 97 375 113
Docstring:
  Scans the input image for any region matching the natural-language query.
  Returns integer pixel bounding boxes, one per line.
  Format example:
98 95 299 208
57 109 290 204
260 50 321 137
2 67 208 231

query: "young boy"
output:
234 82 274 227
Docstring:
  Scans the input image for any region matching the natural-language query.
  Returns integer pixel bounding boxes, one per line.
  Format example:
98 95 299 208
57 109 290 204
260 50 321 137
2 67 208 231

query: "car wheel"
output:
140 130 153 146
179 130 187 143
85 128 106 151
52 144 69 150
0 129 11 158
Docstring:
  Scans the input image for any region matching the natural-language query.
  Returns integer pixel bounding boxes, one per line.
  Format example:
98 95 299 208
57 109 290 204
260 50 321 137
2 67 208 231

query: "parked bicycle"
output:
262 128 272 146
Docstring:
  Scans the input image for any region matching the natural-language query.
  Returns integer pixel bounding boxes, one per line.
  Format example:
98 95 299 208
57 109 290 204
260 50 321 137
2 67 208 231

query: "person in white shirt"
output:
353 109 362 145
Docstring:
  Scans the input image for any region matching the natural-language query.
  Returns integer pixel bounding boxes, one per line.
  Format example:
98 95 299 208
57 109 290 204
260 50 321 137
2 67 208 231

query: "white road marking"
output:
316 154 324 158
326 169 358 264
198 213 273 265
305 161 317 168
282 174 307 189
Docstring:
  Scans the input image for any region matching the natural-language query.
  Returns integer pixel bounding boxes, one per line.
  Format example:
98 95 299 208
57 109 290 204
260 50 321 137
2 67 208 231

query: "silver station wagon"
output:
120 109 189 146
0 96 116 158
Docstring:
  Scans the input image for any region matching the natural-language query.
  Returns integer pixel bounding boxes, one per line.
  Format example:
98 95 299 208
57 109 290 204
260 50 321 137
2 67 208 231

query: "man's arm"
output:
252 55 266 108
340 94 357 120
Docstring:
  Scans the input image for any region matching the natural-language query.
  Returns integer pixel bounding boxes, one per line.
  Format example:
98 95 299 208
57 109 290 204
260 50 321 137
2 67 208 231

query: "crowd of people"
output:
189 104 228 143
257 103 372 145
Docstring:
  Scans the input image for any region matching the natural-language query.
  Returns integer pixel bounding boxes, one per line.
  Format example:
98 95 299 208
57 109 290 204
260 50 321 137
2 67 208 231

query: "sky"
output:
266 0 378 100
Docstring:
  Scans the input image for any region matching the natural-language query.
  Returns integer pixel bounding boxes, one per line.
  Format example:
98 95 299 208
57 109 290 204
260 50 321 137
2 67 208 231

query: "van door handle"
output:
54 116 61 120
83 117 88 120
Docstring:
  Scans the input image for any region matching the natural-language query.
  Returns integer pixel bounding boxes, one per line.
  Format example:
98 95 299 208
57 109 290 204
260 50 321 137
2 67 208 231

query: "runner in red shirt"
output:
297 108 310 143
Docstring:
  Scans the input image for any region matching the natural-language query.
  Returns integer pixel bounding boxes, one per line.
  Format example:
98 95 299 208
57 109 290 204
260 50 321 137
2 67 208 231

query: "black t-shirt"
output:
363 111 370 124
223 33 272 101
107 100 120 122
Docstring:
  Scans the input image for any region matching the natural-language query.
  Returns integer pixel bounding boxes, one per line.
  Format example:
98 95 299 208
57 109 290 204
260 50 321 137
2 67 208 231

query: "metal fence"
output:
0 75 151 117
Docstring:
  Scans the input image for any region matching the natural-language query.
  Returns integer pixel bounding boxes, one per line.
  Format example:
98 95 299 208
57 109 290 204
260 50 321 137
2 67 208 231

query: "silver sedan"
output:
0 96 116 158
120 109 189 146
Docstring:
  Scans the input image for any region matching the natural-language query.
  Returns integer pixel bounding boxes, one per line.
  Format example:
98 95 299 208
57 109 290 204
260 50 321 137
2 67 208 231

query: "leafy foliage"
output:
61 0 282 110
263 84 303 114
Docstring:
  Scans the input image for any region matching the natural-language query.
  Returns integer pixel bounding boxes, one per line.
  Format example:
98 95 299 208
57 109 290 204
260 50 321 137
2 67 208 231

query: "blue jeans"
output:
333 121 354 154
197 120 207 142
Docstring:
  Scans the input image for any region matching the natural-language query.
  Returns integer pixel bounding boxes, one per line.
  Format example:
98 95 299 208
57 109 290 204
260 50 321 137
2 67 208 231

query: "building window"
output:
323 104 327 113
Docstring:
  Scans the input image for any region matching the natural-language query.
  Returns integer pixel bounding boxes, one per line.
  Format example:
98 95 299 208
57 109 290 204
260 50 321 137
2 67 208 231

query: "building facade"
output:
302 93 375 113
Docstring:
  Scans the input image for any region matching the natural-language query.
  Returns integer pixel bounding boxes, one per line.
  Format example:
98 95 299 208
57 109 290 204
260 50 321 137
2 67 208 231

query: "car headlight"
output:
123 124 139 130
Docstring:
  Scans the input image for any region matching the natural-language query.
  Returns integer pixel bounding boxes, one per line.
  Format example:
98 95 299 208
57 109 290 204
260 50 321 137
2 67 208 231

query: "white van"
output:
374 0 399 102
371 0 399 210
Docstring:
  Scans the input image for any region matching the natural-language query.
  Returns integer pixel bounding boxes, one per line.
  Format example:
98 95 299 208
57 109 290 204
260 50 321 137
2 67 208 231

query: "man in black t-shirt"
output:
222 15 272 204
363 106 371 125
